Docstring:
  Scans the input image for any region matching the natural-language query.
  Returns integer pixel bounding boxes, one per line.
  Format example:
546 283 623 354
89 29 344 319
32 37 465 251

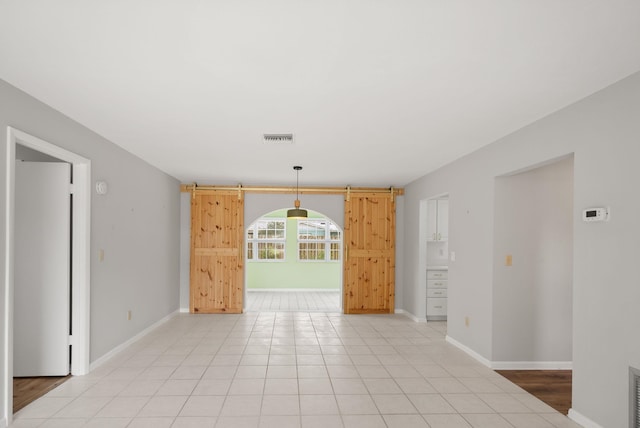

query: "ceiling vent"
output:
263 134 294 144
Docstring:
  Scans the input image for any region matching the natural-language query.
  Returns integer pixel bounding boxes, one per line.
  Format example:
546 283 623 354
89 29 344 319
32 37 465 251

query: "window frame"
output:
297 219 342 262
246 218 287 262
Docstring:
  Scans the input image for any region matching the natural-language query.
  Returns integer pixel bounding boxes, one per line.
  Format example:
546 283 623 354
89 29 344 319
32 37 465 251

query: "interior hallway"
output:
11 311 580 428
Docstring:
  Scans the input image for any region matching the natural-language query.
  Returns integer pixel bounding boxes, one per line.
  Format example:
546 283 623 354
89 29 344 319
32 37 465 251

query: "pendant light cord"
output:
288 166 307 218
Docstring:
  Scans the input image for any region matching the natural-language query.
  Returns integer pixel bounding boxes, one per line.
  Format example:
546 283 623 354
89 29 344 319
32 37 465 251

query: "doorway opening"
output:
419 193 450 324
13 145 72 414
244 208 343 312
492 154 574 413
3 128 91 425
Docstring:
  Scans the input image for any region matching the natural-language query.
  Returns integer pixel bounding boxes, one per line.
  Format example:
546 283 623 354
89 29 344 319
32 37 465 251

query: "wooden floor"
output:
13 376 71 414
497 370 572 415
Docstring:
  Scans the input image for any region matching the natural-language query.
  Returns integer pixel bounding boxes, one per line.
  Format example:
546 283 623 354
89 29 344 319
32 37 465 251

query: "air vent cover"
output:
631 366 640 427
263 134 294 144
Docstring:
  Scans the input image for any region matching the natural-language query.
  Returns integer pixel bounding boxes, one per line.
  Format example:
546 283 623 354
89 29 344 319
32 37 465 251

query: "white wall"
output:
0 79 181 423
245 193 345 228
402 71 640 427
492 156 573 364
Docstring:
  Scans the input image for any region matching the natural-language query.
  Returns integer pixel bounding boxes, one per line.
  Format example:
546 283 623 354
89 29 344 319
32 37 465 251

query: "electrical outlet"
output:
505 254 512 266
127 310 132 321
465 316 470 327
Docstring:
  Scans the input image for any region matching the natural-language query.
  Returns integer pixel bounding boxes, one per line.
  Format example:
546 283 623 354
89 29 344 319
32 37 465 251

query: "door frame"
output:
3 128 91 424
419 192 449 320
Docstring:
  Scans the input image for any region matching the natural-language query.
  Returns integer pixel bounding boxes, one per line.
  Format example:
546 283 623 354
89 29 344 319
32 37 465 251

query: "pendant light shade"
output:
287 166 308 219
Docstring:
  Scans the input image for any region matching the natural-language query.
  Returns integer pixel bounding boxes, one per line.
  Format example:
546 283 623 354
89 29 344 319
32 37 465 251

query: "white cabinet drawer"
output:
427 280 448 289
427 270 448 280
427 298 447 316
427 288 447 298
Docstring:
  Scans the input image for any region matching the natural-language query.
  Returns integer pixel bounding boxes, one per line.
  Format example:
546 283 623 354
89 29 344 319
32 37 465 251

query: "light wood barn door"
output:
190 190 244 313
343 193 395 314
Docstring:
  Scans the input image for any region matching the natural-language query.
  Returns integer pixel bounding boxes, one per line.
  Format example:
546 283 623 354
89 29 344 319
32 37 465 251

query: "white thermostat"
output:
583 207 609 222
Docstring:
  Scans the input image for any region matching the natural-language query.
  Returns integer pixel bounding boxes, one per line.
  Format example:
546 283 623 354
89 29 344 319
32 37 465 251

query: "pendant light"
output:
287 165 308 219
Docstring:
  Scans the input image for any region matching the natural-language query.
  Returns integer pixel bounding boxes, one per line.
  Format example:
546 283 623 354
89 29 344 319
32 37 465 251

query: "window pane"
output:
257 242 285 260
298 220 326 241
247 242 254 259
329 223 341 240
297 219 341 261
330 242 340 261
299 242 325 260
248 218 286 262
256 220 286 240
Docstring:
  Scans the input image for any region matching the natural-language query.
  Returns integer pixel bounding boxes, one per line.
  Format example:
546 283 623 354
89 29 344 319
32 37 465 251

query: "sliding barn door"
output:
343 193 396 314
190 190 244 313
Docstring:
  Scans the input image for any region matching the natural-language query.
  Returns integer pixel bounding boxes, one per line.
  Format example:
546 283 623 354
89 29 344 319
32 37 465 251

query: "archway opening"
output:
245 208 342 312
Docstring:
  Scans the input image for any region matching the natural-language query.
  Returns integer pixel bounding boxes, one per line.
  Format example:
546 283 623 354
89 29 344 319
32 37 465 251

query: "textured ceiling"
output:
1 1 639 187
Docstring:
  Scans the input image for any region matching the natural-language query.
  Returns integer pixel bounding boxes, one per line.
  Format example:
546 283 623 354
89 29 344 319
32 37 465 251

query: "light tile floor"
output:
246 291 341 312
12 313 582 427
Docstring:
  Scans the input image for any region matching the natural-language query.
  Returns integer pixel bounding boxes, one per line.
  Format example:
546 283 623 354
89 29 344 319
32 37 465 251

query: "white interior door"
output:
14 161 71 377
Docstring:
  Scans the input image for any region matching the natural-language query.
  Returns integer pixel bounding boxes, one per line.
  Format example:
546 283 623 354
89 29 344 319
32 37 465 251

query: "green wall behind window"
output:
246 209 341 290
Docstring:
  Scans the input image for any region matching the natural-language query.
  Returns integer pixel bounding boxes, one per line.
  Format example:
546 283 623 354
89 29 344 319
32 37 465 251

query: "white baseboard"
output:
396 309 426 323
446 335 492 368
568 409 604 428
491 360 573 370
180 307 190 313
445 335 572 370
89 310 179 371
247 288 340 292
